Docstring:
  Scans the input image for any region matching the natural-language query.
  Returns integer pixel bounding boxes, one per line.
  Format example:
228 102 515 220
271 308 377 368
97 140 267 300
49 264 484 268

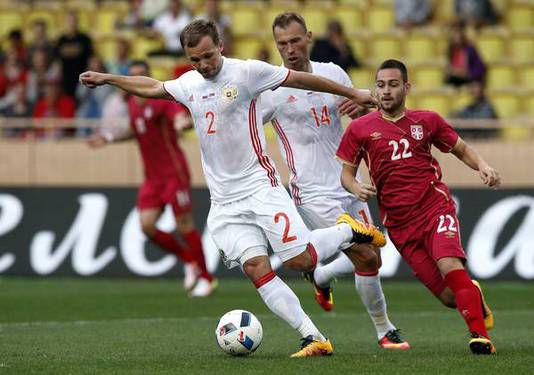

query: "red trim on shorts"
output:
253 271 276 288
355 269 379 276
272 119 302 205
248 99 278 186
273 70 291 90
307 243 318 268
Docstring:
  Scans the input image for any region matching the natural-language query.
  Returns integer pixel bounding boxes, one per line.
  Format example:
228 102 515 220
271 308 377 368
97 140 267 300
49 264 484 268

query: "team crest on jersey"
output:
221 85 238 102
410 125 424 140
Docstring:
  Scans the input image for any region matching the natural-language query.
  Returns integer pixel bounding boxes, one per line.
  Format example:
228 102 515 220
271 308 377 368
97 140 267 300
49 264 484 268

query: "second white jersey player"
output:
262 61 372 228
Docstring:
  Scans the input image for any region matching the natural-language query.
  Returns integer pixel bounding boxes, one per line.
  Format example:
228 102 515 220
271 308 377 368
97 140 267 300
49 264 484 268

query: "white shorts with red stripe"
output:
207 185 311 268
297 195 373 231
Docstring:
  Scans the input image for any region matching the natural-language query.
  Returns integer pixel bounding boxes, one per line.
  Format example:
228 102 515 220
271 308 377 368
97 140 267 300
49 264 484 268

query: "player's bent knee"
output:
283 250 314 273
438 288 457 308
175 213 195 234
140 222 157 238
242 255 273 283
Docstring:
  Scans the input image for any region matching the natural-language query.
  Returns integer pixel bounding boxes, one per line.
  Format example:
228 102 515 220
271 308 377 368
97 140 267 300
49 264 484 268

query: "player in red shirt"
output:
88 60 215 297
336 59 500 355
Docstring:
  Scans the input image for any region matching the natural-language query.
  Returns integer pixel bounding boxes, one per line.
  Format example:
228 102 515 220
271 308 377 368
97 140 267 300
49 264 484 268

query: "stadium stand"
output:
0 0 532 184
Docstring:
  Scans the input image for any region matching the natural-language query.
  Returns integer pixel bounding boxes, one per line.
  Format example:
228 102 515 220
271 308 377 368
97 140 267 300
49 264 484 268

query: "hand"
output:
86 133 107 149
337 98 365 119
479 164 501 188
350 89 378 109
354 182 377 202
79 71 108 88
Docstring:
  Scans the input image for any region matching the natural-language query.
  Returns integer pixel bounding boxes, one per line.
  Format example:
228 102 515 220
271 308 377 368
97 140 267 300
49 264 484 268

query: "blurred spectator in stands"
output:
450 81 498 138
150 0 192 56
32 79 76 138
0 83 32 138
445 22 486 87
56 11 94 97
0 51 28 112
197 0 233 55
7 30 27 64
27 20 54 65
107 39 132 76
26 48 61 105
76 56 113 122
310 20 360 72
451 81 497 119
455 0 498 29
395 0 432 30
141 0 169 25
173 63 194 79
256 46 271 63
116 0 149 31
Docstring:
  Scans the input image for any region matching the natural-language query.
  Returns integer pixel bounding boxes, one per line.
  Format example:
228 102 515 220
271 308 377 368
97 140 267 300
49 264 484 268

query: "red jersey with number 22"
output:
128 97 190 182
336 109 459 228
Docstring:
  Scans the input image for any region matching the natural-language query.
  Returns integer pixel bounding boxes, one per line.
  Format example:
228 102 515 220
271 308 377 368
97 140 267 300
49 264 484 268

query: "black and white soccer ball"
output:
215 310 263 356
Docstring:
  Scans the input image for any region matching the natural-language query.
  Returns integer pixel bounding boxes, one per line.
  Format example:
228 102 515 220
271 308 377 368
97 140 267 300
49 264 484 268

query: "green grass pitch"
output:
1 278 533 374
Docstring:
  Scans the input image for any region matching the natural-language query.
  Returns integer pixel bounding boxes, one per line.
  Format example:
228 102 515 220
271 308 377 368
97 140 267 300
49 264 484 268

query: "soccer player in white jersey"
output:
261 13 409 349
79 19 386 358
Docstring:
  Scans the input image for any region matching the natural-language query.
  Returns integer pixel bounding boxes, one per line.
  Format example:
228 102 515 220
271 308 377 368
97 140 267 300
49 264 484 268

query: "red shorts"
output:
137 177 192 216
387 205 466 296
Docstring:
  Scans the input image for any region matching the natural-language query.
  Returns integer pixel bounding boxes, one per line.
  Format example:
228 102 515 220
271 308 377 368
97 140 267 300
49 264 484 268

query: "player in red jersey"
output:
336 59 500 355
87 60 215 297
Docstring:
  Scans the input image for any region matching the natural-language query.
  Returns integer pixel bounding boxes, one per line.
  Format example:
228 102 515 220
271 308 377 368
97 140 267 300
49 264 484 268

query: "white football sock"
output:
257 275 326 341
314 253 355 287
355 273 396 339
309 224 353 263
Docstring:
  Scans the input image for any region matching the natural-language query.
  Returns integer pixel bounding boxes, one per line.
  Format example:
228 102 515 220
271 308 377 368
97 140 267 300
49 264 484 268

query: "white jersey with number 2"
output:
164 57 289 204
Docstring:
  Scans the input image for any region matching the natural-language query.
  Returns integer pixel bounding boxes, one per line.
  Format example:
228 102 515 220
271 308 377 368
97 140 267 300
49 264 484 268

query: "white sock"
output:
354 273 396 339
309 224 353 263
257 275 326 341
314 253 355 287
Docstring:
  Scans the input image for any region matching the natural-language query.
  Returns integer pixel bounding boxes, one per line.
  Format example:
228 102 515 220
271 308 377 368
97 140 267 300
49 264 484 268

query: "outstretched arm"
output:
87 128 134 149
283 70 376 109
450 137 501 188
340 162 377 202
79 71 172 100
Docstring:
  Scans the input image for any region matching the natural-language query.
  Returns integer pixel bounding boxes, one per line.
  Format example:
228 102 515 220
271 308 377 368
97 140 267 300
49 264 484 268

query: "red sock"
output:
444 269 488 338
306 243 318 268
152 229 194 263
183 229 213 281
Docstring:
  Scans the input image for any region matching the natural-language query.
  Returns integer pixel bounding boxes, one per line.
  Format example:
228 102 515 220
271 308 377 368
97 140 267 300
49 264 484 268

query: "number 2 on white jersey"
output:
205 111 216 135
274 212 297 243
437 214 458 233
389 138 412 160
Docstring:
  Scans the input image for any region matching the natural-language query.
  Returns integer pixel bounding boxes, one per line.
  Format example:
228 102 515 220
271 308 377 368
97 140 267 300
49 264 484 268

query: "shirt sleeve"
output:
431 112 459 152
336 120 362 166
247 59 290 97
163 77 188 104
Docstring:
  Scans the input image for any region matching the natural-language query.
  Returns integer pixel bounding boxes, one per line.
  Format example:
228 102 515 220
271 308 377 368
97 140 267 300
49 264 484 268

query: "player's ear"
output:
306 31 313 44
404 81 411 94
218 41 224 54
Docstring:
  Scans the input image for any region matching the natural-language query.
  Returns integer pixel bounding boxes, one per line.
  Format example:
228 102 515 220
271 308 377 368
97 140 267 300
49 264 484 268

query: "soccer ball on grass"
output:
215 310 263 356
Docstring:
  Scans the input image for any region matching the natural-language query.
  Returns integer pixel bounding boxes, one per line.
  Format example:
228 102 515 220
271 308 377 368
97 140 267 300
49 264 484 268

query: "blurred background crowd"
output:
0 0 532 140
